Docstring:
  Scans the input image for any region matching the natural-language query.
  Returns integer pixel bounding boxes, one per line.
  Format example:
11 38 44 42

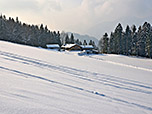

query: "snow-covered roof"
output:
46 44 60 48
81 45 94 49
62 44 78 48
62 44 94 49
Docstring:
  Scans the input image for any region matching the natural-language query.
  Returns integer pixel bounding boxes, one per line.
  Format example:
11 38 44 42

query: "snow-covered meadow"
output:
0 41 152 114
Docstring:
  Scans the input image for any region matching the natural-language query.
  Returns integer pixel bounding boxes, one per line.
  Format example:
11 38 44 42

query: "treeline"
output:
0 14 96 48
0 15 62 48
98 22 152 58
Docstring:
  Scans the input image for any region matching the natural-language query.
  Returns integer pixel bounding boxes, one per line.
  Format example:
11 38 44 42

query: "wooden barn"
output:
61 44 82 51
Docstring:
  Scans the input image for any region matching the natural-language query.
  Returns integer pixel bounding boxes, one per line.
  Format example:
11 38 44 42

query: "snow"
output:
46 44 60 48
0 41 152 114
61 44 76 48
80 45 94 49
62 44 94 49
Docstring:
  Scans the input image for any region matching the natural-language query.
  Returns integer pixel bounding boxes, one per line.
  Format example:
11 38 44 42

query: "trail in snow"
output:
0 65 152 111
87 55 152 72
0 50 152 95
1 49 152 112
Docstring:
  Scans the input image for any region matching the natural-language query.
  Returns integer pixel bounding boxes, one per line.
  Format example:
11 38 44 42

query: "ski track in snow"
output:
0 50 152 111
87 55 152 72
0 51 152 93
0 66 152 111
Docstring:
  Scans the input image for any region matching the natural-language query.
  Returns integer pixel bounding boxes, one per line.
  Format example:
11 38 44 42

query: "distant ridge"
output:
68 32 98 45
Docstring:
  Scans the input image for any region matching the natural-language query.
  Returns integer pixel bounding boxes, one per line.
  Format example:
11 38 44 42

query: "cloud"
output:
76 0 152 37
0 0 39 12
37 0 62 11
0 0 152 38
79 0 152 22
0 0 62 13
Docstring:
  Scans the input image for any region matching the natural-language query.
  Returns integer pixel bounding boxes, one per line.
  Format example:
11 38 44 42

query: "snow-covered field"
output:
0 41 152 114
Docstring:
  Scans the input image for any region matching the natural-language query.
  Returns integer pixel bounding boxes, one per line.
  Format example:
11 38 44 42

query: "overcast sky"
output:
1 0 152 39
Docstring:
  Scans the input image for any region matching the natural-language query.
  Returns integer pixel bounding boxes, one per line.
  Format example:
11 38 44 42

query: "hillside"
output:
0 41 152 114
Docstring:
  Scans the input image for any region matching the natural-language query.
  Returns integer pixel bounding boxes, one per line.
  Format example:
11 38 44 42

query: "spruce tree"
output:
83 40 87 46
144 22 151 57
75 39 80 45
109 32 114 54
131 25 137 55
103 33 109 53
98 33 109 53
125 25 132 55
137 22 147 57
70 33 74 44
121 32 126 54
89 40 93 45
79 41 82 45
136 26 142 56
0 16 7 40
65 34 70 44
16 17 19 23
114 23 123 54
149 26 152 58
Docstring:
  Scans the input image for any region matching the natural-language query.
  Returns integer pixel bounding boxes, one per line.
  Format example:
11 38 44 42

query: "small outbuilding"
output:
81 45 94 51
46 44 60 50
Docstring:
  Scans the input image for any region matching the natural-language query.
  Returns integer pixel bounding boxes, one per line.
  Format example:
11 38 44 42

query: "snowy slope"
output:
0 41 152 114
